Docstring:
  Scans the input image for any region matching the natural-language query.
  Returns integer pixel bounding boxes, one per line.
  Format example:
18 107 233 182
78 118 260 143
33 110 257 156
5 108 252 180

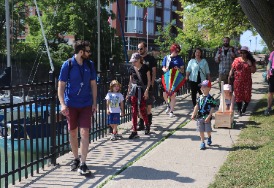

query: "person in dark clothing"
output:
136 42 157 130
126 53 151 139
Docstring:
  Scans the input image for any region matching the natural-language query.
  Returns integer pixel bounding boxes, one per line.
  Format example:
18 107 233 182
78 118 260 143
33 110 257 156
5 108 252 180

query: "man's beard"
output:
81 55 89 60
223 43 229 47
139 51 145 56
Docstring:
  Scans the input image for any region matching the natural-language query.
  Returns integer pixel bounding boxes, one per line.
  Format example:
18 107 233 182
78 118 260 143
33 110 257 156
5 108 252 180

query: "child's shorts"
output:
108 113 120 125
196 118 212 132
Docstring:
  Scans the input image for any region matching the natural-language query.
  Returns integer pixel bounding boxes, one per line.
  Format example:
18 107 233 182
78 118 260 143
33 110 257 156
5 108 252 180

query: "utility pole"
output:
97 0 101 72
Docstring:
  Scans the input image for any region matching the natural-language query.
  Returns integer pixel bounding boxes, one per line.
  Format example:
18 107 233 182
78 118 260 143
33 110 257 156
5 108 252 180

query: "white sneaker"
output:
165 107 170 114
110 134 116 141
169 112 174 117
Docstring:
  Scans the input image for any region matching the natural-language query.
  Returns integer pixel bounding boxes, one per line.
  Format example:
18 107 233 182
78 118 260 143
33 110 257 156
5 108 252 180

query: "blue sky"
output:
240 30 264 52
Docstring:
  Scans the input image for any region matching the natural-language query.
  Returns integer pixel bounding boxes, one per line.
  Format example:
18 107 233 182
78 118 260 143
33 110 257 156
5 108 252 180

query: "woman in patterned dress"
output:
229 46 256 115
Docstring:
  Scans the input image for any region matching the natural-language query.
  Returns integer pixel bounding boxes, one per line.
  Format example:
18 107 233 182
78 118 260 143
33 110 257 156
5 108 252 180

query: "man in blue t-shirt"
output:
58 40 97 175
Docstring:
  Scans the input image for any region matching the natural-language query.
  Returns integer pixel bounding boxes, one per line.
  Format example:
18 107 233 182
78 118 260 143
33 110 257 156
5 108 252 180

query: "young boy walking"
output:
191 80 217 150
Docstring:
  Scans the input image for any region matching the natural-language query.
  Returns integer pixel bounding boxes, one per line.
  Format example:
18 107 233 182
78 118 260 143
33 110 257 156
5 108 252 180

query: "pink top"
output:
268 51 274 75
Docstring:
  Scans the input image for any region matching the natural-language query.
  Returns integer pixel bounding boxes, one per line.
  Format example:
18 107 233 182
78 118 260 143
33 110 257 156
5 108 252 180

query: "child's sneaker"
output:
207 136 212 145
110 134 116 141
128 132 139 139
165 106 170 114
200 142 206 150
169 112 174 117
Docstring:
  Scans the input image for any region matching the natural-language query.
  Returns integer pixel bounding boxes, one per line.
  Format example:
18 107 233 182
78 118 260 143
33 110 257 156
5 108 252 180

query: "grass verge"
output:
209 98 274 188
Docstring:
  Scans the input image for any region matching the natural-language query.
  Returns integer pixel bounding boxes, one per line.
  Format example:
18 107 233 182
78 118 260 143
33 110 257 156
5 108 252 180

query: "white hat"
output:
240 46 249 51
223 84 232 91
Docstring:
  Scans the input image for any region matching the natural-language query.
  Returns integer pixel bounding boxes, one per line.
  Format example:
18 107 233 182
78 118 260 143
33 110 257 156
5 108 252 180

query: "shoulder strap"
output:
133 66 146 90
68 58 72 81
166 55 171 69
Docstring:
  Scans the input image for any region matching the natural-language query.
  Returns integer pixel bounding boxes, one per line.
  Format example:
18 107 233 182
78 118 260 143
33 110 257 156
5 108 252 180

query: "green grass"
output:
209 98 274 188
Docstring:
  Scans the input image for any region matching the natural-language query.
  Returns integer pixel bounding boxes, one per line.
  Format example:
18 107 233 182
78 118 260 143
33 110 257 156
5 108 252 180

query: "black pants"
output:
189 81 202 107
236 101 249 112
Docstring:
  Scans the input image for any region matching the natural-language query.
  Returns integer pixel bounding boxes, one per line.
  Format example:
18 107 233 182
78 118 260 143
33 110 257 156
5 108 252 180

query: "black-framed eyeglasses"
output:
138 48 143 51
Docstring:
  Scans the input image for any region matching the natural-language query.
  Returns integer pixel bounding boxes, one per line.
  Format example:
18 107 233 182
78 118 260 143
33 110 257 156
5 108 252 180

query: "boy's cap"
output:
199 80 211 88
129 53 141 62
223 84 232 91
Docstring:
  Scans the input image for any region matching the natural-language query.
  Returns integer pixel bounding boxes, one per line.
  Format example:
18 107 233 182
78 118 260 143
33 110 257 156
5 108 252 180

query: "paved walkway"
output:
12 70 267 188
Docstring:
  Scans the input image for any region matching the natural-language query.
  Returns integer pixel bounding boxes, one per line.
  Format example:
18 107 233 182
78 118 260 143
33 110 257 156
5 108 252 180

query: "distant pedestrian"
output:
215 37 237 89
264 40 274 115
186 48 211 107
162 43 184 117
136 42 157 130
105 80 124 140
58 40 97 175
229 46 256 116
126 53 151 139
191 80 216 150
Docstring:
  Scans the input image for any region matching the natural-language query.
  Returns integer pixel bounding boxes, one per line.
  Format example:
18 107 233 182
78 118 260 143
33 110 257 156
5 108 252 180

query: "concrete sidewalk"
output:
12 70 268 188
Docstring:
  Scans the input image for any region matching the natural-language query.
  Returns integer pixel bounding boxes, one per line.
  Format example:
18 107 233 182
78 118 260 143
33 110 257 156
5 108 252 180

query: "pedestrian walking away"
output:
162 43 184 117
127 53 151 139
191 80 217 150
186 47 211 107
137 41 157 130
58 40 97 175
105 80 125 141
215 37 237 90
228 46 256 116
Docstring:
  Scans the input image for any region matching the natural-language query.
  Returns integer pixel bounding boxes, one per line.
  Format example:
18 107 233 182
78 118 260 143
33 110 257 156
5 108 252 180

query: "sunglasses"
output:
85 50 91 53
240 51 247 54
138 48 143 51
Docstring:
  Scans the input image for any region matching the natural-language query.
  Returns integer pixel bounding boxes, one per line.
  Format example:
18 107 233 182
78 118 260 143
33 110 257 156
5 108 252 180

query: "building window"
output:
125 0 143 33
163 0 171 27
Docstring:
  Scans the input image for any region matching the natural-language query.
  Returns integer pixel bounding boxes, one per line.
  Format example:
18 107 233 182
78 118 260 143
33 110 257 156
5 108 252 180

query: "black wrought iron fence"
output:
0 50 218 187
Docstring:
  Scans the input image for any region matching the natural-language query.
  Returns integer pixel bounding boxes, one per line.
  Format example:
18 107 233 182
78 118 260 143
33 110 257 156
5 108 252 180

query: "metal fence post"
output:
49 71 56 165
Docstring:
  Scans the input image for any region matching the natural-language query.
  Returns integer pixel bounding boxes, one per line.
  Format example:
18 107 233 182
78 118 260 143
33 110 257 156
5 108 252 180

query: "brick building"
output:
109 0 183 51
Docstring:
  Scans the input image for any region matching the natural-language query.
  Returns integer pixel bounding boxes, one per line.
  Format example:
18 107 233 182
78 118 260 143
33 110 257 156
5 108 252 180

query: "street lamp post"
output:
249 39 251 50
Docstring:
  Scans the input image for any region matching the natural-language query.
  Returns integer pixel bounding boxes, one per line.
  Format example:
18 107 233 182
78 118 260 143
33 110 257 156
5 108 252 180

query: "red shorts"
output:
66 106 92 130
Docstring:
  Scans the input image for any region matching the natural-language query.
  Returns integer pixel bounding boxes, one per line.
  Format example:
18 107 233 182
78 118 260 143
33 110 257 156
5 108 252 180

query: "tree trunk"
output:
239 0 274 51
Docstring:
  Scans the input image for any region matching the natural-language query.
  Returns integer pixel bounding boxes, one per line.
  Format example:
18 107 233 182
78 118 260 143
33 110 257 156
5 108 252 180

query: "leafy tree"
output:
239 0 274 51
20 0 122 71
180 0 274 51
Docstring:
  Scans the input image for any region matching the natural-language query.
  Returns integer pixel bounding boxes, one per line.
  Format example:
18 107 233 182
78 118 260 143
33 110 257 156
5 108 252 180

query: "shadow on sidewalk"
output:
113 166 195 183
